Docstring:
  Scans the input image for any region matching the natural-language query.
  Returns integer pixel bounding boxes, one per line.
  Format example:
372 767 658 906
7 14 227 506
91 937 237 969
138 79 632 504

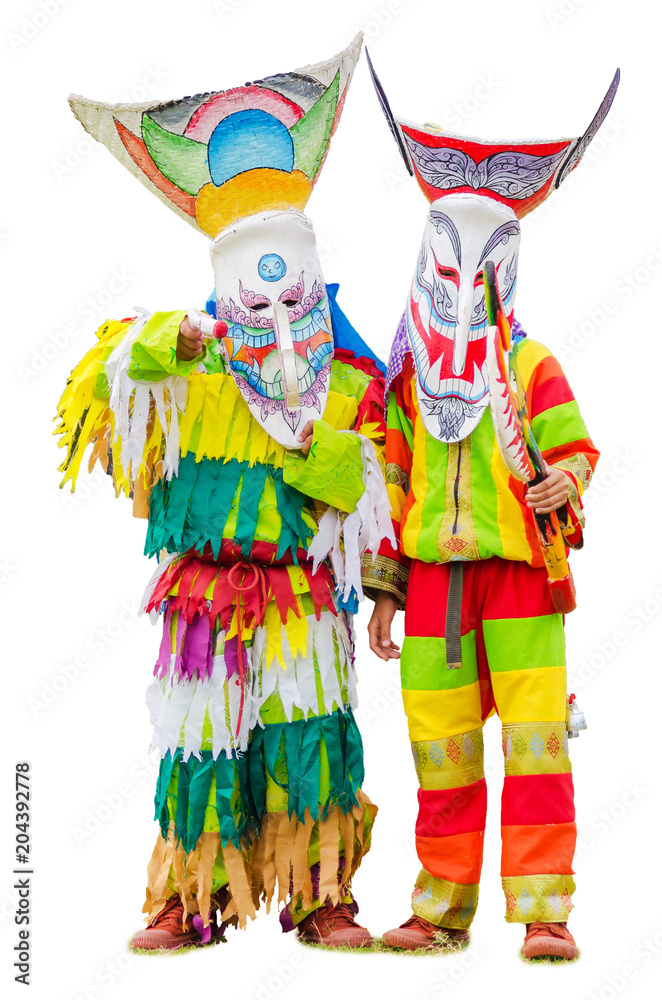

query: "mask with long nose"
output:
211 210 333 448
407 193 520 443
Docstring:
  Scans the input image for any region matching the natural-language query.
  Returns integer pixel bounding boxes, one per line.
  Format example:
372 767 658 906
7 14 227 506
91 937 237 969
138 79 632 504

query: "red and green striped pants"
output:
402 557 575 928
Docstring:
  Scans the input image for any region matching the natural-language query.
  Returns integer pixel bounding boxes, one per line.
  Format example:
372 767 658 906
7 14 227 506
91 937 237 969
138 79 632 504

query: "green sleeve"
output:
282 420 366 513
127 310 207 382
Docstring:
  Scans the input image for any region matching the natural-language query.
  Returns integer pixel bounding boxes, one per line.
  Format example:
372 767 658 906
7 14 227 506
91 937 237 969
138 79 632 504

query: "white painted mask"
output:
211 210 333 448
406 193 520 443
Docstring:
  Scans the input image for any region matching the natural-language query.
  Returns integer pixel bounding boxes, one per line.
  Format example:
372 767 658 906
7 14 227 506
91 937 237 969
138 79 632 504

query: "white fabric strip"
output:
147 611 357 760
105 311 192 482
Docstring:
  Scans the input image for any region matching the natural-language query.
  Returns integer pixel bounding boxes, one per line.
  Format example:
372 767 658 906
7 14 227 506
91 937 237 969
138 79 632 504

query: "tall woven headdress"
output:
69 35 362 237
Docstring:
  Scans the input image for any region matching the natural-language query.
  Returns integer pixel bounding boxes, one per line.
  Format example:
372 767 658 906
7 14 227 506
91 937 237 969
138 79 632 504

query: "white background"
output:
2 0 660 998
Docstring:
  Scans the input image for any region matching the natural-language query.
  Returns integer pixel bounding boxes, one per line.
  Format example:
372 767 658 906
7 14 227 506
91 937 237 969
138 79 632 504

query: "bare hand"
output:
177 315 204 361
298 420 315 455
368 594 401 660
526 462 570 514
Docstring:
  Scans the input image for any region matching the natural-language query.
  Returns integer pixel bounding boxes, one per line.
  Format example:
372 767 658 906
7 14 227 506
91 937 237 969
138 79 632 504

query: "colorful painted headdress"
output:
69 36 362 448
368 52 619 443
70 35 362 237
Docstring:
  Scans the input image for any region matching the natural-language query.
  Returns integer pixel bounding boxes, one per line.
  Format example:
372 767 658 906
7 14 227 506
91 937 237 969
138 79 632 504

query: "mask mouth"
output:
422 363 489 404
231 354 319 400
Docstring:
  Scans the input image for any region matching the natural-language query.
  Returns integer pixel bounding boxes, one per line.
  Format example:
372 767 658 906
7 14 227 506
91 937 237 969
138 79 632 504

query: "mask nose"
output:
272 301 300 411
453 276 474 376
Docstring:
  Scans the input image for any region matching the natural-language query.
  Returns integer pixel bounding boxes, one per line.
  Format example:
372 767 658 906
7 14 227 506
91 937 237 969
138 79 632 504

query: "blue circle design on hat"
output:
208 109 295 187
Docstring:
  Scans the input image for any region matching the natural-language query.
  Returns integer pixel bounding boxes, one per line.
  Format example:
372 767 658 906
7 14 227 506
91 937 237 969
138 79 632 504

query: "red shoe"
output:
129 895 222 952
522 921 578 961
382 914 470 951
297 903 373 948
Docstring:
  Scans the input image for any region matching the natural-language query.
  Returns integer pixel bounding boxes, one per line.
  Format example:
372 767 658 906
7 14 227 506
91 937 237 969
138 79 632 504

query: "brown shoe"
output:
297 903 373 948
129 895 221 952
382 914 470 951
522 921 578 961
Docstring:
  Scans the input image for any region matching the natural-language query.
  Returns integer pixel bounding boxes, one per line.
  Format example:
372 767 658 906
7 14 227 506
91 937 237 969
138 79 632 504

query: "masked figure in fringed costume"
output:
363 55 619 959
56 35 396 951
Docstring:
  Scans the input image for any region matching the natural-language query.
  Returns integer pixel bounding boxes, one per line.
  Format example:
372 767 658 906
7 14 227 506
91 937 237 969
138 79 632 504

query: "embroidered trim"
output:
385 462 410 495
502 874 575 923
502 723 570 777
412 870 479 929
361 554 409 606
411 729 484 790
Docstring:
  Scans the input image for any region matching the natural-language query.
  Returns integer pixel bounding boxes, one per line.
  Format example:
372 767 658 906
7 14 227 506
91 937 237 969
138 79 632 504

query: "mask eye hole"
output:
435 263 460 286
251 302 270 311
281 298 299 308
474 270 484 288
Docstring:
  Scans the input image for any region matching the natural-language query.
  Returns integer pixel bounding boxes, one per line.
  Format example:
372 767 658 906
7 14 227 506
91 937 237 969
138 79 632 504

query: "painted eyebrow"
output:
479 221 520 265
429 211 462 267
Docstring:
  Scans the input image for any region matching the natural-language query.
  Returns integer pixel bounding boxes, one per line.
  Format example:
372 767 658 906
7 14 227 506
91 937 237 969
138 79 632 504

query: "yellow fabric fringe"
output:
55 321 366 516
143 790 377 930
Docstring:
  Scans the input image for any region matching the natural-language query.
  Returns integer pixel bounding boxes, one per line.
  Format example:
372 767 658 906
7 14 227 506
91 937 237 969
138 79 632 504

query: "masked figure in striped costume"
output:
56 36 396 951
364 56 619 959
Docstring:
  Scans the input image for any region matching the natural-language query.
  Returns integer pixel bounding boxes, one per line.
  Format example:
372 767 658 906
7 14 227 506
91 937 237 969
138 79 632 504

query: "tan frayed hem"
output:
143 790 377 930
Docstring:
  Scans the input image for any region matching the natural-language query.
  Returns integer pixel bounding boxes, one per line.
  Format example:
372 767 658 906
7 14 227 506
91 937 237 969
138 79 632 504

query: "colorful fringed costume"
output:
56 36 394 938
363 58 618 936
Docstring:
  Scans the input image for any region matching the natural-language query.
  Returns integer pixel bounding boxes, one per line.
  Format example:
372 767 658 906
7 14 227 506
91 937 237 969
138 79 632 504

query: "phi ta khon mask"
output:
408 193 520 442
211 210 333 449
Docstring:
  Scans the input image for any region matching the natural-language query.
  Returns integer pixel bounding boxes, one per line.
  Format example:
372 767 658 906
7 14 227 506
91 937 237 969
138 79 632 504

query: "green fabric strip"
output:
154 709 365 852
482 614 565 671
145 455 309 560
386 392 414 451
235 464 269 558
469 413 502 559
400 633 478 691
413 432 448 560
531 399 588 453
187 755 214 848
271 468 312 560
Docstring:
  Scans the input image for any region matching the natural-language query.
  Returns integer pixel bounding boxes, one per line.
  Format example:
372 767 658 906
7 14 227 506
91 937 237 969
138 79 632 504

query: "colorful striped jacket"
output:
362 333 599 606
